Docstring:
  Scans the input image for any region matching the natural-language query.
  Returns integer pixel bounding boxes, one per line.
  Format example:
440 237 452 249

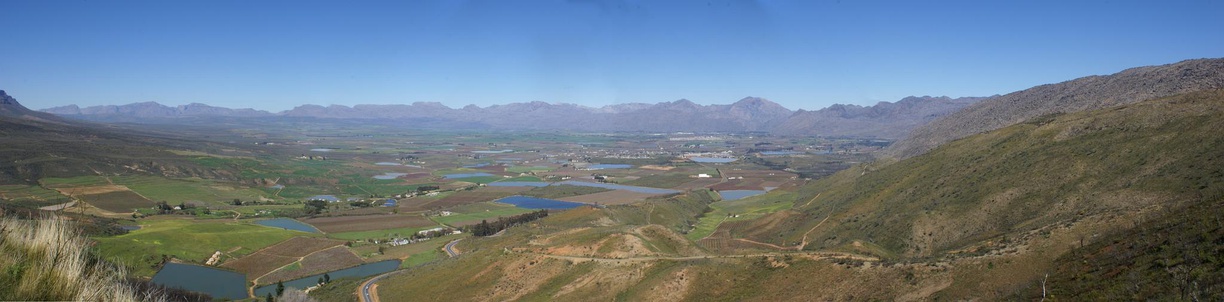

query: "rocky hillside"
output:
773 96 987 138
890 58 1224 158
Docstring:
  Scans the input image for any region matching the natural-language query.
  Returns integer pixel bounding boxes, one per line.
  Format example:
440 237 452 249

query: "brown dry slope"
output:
890 58 1224 159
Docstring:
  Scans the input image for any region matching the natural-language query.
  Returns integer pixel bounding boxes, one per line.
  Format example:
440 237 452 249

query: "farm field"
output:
93 218 307 278
0 185 70 207
82 190 155 213
259 246 364 285
557 190 658 205
430 202 535 226
302 214 437 233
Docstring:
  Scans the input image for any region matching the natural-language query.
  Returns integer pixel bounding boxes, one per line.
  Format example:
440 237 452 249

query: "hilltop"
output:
890 58 1224 158
0 91 239 184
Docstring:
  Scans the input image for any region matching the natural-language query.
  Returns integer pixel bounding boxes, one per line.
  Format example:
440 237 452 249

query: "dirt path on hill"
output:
526 250 878 264
797 215 831 250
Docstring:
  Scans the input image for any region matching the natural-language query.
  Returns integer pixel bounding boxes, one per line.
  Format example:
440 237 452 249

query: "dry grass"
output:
0 216 167 301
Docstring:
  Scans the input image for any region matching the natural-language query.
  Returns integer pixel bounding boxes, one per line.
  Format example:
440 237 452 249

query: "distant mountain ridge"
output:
889 58 1224 158
41 96 978 138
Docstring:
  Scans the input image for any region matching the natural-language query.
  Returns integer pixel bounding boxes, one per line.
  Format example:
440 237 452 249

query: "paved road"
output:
359 270 402 302
359 238 465 302
445 239 463 257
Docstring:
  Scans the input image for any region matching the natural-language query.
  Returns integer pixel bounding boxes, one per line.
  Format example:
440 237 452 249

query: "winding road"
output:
359 239 465 302
444 239 462 257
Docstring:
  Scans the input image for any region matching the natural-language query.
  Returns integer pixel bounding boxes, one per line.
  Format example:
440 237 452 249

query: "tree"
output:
317 276 324 285
265 292 274 302
276 281 285 296
304 199 327 215
233 198 243 206
323 273 330 283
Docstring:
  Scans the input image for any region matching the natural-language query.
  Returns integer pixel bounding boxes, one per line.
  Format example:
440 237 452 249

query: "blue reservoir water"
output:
373 172 409 180
558 181 680 194
151 263 249 300
254 260 400 297
255 218 321 233
374 162 401 166
587 164 633 169
760 151 800 155
488 181 551 187
690 157 737 163
310 148 334 152
308 195 339 202
444 172 495 179
497 196 585 209
719 190 767 201
472 150 513 154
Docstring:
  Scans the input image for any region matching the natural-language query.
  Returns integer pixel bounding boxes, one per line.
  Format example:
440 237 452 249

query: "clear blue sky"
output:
2 0 1221 112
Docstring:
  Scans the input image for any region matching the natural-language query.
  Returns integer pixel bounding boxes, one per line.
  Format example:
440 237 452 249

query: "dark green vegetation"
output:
1038 200 1224 300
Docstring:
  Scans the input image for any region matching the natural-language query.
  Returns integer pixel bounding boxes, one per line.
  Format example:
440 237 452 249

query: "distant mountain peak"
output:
0 90 15 105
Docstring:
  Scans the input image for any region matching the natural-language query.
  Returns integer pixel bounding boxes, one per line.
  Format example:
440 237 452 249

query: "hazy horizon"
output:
3 0 1223 111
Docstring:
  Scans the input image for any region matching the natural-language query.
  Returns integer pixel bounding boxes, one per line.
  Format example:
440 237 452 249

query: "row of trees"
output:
466 210 549 236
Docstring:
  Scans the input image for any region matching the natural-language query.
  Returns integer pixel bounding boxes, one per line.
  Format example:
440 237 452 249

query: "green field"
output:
520 185 611 199
39 176 111 187
506 166 552 173
327 225 443 241
0 185 70 207
685 191 796 240
495 176 543 182
431 202 535 226
93 218 306 278
112 176 273 206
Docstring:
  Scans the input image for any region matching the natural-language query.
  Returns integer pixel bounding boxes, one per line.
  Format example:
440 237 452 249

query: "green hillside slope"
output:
731 89 1224 260
372 90 1224 300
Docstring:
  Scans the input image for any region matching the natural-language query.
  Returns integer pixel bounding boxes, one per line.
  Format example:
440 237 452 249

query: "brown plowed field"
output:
221 237 347 280
261 237 347 257
558 190 656 205
82 190 156 213
260 246 364 284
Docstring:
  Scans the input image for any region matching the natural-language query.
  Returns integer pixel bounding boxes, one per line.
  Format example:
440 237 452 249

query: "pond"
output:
308 195 339 202
719 190 767 201
760 151 801 155
488 181 551 187
586 164 633 169
558 181 679 194
472 150 513 154
497 196 585 209
151 263 249 300
255 218 321 233
373 172 409 180
253 260 401 297
310 148 334 152
374 162 401 166
463 163 490 168
444 172 495 179
268 184 285 189
690 157 737 163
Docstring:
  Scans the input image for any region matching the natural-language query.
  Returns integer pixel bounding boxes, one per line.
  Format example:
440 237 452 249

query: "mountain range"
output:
41 96 984 138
